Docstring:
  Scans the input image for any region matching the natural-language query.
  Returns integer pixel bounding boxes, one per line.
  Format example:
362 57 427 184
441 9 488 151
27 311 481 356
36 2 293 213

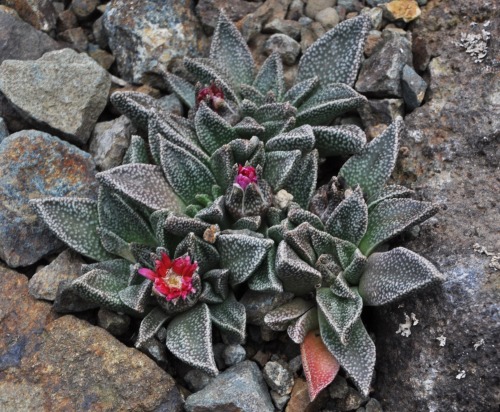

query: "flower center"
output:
196 83 225 111
163 269 184 290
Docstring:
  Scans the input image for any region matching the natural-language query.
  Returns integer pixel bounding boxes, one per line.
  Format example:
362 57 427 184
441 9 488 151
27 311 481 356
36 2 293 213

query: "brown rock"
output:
56 9 78 32
2 0 57 32
58 27 88 52
0 266 183 411
71 0 98 20
285 378 328 412
89 48 115 70
382 0 421 23
237 0 292 41
364 30 383 57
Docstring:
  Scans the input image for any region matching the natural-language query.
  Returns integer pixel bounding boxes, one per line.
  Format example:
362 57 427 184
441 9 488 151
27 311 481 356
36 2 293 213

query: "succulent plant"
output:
29 10 443 403
263 118 443 398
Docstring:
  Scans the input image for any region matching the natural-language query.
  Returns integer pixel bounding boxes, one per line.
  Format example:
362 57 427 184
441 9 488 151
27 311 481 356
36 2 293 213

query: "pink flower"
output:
138 253 198 301
235 164 258 190
196 83 225 111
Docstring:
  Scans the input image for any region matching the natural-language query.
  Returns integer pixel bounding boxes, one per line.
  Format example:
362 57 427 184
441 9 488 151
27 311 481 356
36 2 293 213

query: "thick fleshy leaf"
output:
174 233 220 274
163 213 210 238
110 91 161 129
210 12 255 86
264 149 301 191
276 241 322 295
31 197 112 261
301 330 340 401
202 269 230 300
209 294 246 343
166 303 218 375
284 223 317 266
315 254 341 287
264 298 315 331
97 164 183 212
159 138 217 205
319 312 375 396
123 135 150 165
331 237 358 270
325 187 367 246
217 234 274 286
283 150 318 208
240 84 265 106
316 287 363 345
297 15 371 86
82 259 131 277
119 281 154 316
195 102 237 154
288 308 319 344
72 268 130 312
135 307 170 349
98 188 156 246
342 249 366 285
233 117 265 138
266 125 315 153
288 207 325 231
338 118 403 199
163 71 195 108
312 125 366 156
233 216 262 231
359 247 443 306
98 227 134 261
367 185 415 210
253 52 284 98
283 76 319 107
254 102 296 123
195 196 228 226
359 198 439 255
247 246 283 293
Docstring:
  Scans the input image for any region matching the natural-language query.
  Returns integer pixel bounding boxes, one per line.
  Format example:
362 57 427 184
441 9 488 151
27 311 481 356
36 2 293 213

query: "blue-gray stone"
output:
103 0 206 84
401 64 428 111
185 360 274 412
0 130 98 267
223 344 247 366
0 117 8 142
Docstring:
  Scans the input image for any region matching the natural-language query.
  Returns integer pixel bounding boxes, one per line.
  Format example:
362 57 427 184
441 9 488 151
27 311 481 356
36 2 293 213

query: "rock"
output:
89 115 134 171
58 27 89 52
0 117 8 142
0 130 98 267
288 355 302 373
252 349 271 367
285 377 328 412
412 35 431 72
92 15 108 49
372 3 500 410
355 30 412 98
361 6 384 30
264 33 301 65
57 9 78 32
2 0 57 32
263 361 294 396
28 249 84 301
0 266 183 411
212 342 226 370
401 64 427 111
0 10 61 65
140 337 169 368
271 390 290 410
381 0 421 23
88 47 116 70
196 0 262 35
366 0 390 5
241 290 293 326
103 0 206 85
97 308 131 336
328 375 349 399
315 7 339 30
184 369 213 392
364 30 383 57
305 0 336 19
53 280 99 313
365 398 383 412
337 0 363 12
330 387 368 411
157 94 183 116
71 0 98 20
300 21 326 52
263 18 302 40
223 344 247 366
0 48 110 144
185 360 275 412
286 0 304 20
358 98 404 139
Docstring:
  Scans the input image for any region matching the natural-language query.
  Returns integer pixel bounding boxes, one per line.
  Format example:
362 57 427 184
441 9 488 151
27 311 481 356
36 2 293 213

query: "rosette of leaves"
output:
263 119 443 399
30 166 247 376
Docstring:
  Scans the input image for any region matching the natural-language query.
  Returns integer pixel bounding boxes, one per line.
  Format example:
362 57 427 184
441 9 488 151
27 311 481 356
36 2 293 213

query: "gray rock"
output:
3 0 57 32
58 27 88 52
315 7 339 30
0 49 111 144
223 344 247 366
270 390 290 410
305 0 336 19
184 369 213 392
53 280 99 313
286 0 304 20
355 30 413 98
213 342 226 370
89 115 134 171
0 10 61 65
328 375 349 399
337 0 363 12
361 6 384 30
0 117 8 142
103 0 206 84
185 360 274 412
366 0 390 5
88 47 115 71
358 98 404 139
332 387 368 411
240 290 293 326
401 64 427 111
264 18 302 40
288 355 302 374
412 35 431 72
92 15 108 49
71 0 98 20
372 3 500 410
0 130 98 267
57 8 78 32
263 361 294 396
365 398 383 412
28 249 84 301
157 94 183 117
264 33 301 65
195 0 262 35
364 29 383 57
97 308 131 336
139 337 169 369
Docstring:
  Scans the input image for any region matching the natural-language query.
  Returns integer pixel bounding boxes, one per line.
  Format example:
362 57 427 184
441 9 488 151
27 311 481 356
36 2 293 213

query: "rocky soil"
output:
0 0 498 411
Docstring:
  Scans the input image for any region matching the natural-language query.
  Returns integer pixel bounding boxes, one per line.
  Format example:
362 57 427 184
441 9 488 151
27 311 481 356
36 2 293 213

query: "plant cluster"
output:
32 13 442 399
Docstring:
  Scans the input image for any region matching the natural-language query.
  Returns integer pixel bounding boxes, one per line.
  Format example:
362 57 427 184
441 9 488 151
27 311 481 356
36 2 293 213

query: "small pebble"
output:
223 344 247 366
184 369 213 392
263 360 294 396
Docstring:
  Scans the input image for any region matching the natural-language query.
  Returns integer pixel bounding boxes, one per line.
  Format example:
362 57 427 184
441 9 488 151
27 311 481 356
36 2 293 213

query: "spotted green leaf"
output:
264 149 301 192
163 71 196 108
253 52 284 98
135 307 170 349
312 125 366 157
123 135 149 165
288 308 319 344
284 150 318 209
247 246 283 293
195 102 237 155
264 298 315 331
209 294 246 344
266 125 315 153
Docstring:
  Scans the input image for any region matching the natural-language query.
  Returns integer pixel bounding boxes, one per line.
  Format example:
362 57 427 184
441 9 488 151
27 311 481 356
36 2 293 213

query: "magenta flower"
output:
196 83 225 111
235 164 258 190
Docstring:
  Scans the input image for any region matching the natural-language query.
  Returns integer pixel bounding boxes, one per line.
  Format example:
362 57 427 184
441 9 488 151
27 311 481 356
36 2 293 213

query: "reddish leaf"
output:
301 329 340 401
